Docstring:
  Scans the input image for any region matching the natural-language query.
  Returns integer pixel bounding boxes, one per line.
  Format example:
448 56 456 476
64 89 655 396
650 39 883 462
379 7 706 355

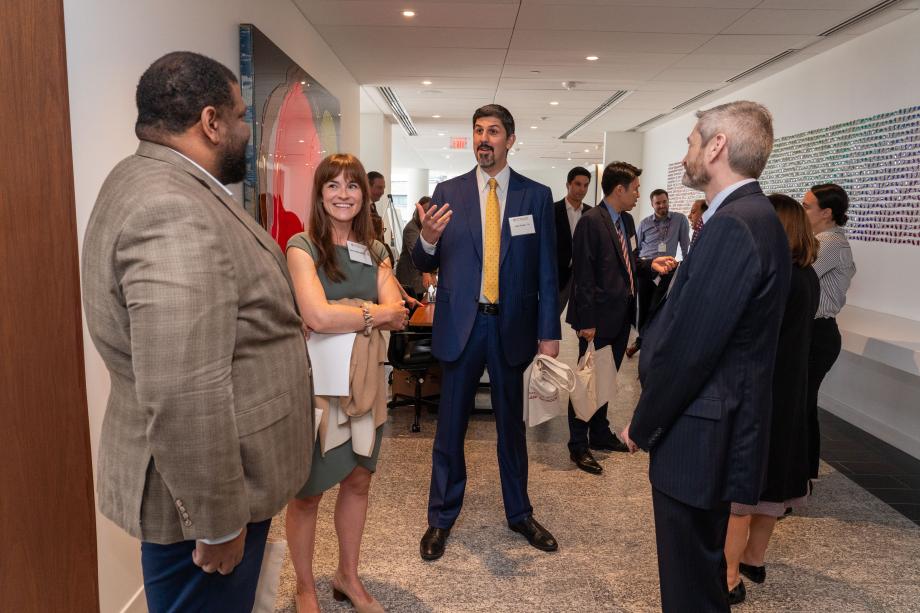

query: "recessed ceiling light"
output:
298 139 305 143
586 55 599 61
551 166 555 169
300 81 306 85
432 114 441 118
530 125 538 129
584 148 589 153
421 80 432 85
402 10 415 17
550 101 559 106
437 132 445 136
567 157 572 161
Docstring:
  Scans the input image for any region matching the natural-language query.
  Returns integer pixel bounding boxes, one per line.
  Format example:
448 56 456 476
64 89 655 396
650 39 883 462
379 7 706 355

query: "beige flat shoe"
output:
331 576 385 613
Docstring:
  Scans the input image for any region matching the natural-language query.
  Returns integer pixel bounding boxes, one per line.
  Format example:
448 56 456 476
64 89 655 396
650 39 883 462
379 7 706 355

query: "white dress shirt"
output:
565 198 583 237
421 165 511 302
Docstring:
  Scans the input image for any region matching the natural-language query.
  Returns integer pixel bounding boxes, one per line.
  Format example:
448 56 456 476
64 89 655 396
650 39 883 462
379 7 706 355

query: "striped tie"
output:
614 220 635 296
689 218 705 253
482 178 500 303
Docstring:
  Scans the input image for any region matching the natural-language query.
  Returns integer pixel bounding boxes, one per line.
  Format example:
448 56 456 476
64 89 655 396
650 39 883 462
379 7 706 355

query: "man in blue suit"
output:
622 101 790 612
412 104 561 560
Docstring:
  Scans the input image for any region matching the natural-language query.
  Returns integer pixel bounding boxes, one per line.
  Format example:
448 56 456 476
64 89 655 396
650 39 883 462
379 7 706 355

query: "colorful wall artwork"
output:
666 105 920 246
240 24 341 249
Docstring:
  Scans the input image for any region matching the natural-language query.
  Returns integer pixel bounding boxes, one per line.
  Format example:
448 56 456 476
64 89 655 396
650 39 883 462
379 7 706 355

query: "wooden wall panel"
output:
0 0 100 611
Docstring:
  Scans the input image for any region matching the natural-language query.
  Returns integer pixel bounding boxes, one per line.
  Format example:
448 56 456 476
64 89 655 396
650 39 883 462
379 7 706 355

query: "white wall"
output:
639 10 920 322
64 1 360 611
359 112 392 183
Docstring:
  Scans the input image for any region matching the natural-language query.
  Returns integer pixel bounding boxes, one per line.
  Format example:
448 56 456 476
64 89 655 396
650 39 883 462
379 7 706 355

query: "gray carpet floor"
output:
271 324 920 612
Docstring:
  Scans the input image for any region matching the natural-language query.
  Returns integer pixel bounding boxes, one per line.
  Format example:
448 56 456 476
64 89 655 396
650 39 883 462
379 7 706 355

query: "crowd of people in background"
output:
82 51 857 613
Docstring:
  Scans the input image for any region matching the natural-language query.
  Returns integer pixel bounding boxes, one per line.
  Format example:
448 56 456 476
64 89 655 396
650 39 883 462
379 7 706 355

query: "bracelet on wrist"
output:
360 303 374 336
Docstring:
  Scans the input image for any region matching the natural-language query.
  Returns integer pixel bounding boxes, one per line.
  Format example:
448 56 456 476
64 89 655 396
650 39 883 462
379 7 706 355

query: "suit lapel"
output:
460 169 483 263
500 170 526 268
599 203 629 277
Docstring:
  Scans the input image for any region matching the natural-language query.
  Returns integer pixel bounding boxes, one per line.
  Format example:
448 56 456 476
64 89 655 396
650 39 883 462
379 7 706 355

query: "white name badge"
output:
630 235 638 251
658 242 667 253
347 240 373 266
509 214 536 236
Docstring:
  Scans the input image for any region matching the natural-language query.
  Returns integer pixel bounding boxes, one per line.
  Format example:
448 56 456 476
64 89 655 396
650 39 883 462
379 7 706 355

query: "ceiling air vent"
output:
376 86 417 136
819 0 904 36
672 90 717 112
727 49 800 83
558 90 632 140
631 114 667 131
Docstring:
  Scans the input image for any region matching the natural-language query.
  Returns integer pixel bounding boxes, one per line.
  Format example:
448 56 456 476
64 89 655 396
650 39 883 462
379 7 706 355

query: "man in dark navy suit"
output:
566 162 675 475
622 101 790 612
412 105 561 560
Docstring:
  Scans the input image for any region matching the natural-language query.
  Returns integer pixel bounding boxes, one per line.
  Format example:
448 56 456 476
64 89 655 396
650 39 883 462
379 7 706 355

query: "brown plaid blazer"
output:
82 141 312 544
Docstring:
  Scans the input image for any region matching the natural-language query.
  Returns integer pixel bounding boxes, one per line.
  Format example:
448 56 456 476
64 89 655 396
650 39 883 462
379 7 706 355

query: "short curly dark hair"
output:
135 51 238 140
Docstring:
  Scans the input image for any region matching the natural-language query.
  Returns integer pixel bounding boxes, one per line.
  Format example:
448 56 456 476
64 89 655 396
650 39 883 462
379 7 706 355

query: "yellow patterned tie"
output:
483 177 501 303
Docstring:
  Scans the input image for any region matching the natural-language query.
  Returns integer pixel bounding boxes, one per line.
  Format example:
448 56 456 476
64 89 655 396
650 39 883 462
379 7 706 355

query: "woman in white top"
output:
802 183 857 480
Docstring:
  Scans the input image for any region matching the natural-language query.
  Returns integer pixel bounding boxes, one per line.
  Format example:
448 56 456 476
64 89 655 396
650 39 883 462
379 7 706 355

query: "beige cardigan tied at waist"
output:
314 298 388 456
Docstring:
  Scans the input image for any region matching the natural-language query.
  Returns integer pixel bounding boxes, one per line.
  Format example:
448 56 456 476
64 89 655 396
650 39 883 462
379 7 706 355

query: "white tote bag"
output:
570 342 618 421
593 343 618 411
523 355 575 427
570 344 598 421
252 539 286 613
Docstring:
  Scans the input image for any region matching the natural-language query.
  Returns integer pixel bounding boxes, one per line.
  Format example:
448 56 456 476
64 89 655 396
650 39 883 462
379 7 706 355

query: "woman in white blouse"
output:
802 183 857 481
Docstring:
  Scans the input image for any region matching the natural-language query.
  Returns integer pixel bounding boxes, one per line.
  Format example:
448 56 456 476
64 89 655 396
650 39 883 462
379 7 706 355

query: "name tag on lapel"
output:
509 214 536 236
630 234 638 251
347 240 373 265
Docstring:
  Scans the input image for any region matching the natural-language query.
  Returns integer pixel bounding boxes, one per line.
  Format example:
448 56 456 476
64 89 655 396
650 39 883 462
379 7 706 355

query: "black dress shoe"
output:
739 562 766 584
589 436 629 453
508 516 558 552
570 450 603 474
727 579 746 606
420 526 450 561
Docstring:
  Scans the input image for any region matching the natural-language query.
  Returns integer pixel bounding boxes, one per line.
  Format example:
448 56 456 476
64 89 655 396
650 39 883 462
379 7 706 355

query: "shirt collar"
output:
602 199 621 223
477 164 511 195
702 178 756 223
167 147 234 197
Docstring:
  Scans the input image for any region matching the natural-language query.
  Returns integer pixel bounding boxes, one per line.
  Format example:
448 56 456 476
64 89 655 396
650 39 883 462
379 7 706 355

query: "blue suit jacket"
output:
629 181 791 509
411 167 561 366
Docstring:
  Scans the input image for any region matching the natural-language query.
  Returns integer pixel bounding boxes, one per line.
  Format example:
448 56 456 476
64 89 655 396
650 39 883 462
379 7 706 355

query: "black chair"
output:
387 331 439 432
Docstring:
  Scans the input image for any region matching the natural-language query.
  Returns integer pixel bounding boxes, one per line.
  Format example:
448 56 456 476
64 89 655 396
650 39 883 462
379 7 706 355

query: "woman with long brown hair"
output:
285 154 408 612
725 194 820 605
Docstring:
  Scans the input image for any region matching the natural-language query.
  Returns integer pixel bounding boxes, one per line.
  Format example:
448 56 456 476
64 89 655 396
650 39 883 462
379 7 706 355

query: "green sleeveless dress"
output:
286 233 388 496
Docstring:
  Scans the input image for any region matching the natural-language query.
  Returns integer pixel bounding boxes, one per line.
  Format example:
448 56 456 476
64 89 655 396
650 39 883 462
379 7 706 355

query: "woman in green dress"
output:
286 154 408 613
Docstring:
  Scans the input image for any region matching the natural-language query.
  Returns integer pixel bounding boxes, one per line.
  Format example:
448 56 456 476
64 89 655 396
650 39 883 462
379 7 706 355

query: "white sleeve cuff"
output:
198 528 243 545
420 234 438 255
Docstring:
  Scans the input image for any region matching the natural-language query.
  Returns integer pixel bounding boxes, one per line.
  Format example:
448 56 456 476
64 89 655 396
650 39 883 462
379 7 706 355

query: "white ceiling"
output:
291 0 918 173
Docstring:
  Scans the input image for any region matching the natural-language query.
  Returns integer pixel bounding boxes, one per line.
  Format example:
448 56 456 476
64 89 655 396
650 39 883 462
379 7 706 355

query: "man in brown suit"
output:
82 52 312 612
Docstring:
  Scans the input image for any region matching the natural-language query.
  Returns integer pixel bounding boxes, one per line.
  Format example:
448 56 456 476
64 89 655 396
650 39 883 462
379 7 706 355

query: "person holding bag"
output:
285 154 408 613
566 161 675 474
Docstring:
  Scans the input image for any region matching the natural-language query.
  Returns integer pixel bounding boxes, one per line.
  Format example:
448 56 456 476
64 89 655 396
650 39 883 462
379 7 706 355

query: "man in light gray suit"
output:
82 52 312 612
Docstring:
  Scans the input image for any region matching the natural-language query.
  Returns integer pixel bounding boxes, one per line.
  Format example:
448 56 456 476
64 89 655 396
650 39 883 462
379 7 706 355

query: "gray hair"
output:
695 101 773 179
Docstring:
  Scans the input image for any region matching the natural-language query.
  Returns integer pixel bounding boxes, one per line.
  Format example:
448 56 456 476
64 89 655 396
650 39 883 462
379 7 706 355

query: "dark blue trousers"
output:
428 311 532 528
652 488 730 613
141 519 271 613
567 331 628 454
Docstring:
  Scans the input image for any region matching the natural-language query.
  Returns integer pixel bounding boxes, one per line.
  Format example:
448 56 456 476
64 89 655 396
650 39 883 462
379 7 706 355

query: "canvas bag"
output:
570 342 618 421
523 354 576 427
